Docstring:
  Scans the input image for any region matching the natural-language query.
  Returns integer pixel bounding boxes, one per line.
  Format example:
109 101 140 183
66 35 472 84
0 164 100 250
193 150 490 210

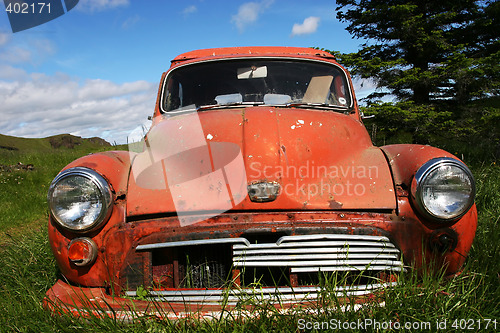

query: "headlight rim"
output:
48 167 113 232
412 157 475 222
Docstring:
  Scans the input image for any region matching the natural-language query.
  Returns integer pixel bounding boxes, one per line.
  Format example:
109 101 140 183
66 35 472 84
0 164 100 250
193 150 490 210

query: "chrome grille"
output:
131 233 403 303
233 234 402 273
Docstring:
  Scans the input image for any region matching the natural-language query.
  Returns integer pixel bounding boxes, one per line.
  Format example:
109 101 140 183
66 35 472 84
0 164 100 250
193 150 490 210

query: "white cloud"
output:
183 5 197 16
0 73 157 144
231 0 274 32
352 78 379 102
122 15 140 29
0 65 28 81
31 39 57 61
0 30 154 144
291 16 320 36
0 46 32 64
77 79 152 100
0 33 9 46
77 0 129 12
0 38 55 66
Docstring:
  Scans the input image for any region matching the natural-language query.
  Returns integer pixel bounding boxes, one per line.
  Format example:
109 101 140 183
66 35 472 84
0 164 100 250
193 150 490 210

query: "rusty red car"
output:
45 47 477 319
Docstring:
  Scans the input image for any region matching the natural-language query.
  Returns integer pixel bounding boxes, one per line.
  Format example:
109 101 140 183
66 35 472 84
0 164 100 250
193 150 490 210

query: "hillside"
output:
0 133 114 236
0 133 111 152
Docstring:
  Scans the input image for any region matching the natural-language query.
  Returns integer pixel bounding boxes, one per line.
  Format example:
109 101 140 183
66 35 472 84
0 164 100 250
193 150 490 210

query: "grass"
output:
0 135 499 332
0 136 115 235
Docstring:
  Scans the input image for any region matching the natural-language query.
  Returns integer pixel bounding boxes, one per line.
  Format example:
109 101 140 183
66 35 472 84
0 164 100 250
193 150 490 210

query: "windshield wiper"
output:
285 102 349 111
197 102 264 111
196 101 349 112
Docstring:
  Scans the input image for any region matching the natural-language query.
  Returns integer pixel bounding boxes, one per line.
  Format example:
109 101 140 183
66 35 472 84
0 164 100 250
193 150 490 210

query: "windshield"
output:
161 59 352 112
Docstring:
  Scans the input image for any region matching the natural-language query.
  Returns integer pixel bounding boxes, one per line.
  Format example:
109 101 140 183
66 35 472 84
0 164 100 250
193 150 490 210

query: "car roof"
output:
170 46 337 67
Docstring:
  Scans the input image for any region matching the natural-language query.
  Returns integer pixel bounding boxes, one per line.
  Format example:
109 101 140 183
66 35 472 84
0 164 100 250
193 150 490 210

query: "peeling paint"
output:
328 200 344 209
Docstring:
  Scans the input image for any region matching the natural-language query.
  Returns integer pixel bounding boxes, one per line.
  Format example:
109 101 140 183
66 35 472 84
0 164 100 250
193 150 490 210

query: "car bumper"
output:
45 279 394 321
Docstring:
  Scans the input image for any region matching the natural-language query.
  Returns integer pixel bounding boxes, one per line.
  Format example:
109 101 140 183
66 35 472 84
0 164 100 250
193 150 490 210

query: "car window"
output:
162 59 351 112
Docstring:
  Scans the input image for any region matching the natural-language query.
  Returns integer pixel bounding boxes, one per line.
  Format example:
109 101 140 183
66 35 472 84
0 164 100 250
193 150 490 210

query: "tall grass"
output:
0 145 498 332
0 146 116 234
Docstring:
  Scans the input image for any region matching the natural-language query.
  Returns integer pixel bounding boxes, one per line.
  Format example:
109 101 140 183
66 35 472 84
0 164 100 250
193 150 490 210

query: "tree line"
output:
328 0 499 159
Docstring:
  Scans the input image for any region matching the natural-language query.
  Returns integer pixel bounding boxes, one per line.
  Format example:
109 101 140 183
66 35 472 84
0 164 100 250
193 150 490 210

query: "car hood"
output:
126 107 396 219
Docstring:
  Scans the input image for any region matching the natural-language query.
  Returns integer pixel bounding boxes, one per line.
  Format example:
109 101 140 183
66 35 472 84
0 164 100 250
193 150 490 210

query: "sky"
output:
0 0 373 144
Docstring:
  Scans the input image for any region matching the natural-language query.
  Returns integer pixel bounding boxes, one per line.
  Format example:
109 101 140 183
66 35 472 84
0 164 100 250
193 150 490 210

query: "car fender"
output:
48 151 132 287
381 144 477 273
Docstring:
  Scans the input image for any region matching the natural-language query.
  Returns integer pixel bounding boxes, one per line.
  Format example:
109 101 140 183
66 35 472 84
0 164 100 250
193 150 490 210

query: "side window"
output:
332 75 348 106
165 79 183 111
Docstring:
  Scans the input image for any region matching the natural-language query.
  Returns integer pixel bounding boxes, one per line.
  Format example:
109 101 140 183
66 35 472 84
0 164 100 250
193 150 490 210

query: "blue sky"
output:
0 0 372 143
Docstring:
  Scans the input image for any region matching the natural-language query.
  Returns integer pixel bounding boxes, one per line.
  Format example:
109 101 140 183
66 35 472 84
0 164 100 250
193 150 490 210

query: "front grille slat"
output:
232 234 402 273
233 247 400 255
125 282 398 304
234 259 402 267
233 240 396 249
291 265 405 273
234 253 399 261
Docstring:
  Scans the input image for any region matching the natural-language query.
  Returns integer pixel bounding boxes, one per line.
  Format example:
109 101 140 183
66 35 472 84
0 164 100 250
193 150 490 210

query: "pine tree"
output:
334 0 499 103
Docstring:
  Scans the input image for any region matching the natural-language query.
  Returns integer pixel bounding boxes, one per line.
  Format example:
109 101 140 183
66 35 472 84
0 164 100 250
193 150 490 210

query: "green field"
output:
0 133 498 332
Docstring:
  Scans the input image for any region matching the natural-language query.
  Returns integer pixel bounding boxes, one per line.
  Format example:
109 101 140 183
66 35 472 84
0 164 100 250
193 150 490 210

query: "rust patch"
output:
396 185 408 197
328 200 343 209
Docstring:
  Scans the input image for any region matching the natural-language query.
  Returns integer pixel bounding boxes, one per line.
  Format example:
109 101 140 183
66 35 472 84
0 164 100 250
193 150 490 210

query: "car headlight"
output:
412 157 475 221
48 167 113 232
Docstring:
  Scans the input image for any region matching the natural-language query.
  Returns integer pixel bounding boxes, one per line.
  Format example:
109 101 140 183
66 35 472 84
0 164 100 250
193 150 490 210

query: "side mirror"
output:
361 112 375 119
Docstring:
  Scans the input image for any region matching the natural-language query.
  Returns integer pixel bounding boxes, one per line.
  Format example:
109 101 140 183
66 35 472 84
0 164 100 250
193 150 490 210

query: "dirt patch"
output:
0 145 19 151
0 162 35 172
